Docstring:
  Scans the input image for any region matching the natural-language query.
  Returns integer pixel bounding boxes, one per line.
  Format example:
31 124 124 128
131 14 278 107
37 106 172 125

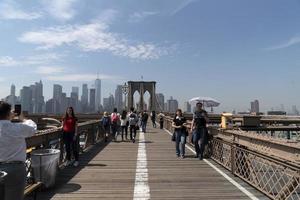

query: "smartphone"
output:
14 104 22 116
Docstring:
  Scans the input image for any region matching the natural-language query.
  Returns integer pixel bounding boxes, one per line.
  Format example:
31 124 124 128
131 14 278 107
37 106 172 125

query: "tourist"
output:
172 109 187 159
128 107 138 143
159 113 164 129
141 110 149 133
191 102 209 160
102 112 111 142
151 110 156 128
120 110 128 141
111 108 120 141
0 101 37 200
62 107 79 167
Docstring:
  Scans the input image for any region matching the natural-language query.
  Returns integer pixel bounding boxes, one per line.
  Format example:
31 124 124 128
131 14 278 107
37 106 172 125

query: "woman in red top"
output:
62 107 79 167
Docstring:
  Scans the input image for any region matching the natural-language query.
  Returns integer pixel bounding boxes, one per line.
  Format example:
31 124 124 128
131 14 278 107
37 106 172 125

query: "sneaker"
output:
181 155 185 159
73 161 79 167
199 155 203 160
132 138 135 143
176 154 180 157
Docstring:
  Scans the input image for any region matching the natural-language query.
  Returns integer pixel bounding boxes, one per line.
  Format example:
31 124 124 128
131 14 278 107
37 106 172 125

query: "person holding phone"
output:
0 101 37 200
62 107 79 167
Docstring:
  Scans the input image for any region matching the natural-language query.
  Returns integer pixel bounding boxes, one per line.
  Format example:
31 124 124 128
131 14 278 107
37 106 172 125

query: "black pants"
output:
129 125 137 140
121 126 128 139
160 121 163 129
151 119 156 128
63 132 79 161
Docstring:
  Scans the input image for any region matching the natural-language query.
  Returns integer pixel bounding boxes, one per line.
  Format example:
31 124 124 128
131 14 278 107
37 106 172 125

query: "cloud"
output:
0 1 42 20
265 36 300 51
0 56 19 66
95 9 118 25
0 53 63 67
19 22 172 60
42 0 77 21
171 0 197 16
46 73 121 82
129 11 157 23
35 66 64 75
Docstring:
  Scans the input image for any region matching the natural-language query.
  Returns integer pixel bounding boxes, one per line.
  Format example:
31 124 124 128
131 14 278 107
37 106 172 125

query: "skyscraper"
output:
6 84 17 107
20 86 32 113
167 96 178 113
89 88 96 112
183 101 191 113
53 84 62 100
95 78 101 111
53 84 63 113
72 87 79 96
81 84 89 113
31 81 44 113
115 85 123 112
156 93 165 112
250 100 259 113
103 94 114 112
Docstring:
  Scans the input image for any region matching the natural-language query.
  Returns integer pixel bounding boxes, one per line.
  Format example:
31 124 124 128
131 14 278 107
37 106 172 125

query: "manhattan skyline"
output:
1 0 300 112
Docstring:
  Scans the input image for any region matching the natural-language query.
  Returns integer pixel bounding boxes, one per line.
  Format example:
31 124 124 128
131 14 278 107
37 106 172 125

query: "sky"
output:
1 0 300 113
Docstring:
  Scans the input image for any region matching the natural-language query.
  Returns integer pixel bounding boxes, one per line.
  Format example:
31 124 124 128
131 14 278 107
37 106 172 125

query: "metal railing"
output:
162 116 300 200
25 120 105 186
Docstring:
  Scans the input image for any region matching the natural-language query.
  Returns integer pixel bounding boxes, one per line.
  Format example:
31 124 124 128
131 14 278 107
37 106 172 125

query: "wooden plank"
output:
33 126 269 200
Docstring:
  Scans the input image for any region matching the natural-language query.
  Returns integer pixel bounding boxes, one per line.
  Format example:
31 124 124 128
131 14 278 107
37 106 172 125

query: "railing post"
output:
231 143 236 175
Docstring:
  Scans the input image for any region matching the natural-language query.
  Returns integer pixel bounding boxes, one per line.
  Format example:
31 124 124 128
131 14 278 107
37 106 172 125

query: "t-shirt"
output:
193 110 208 129
141 113 149 122
173 116 187 132
128 113 138 126
63 117 77 132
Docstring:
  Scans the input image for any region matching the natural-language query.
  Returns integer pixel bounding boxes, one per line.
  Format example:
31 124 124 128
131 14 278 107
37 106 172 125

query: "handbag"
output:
171 131 176 142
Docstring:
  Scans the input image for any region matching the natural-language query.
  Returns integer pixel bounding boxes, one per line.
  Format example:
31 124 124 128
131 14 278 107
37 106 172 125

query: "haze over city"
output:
1 0 300 112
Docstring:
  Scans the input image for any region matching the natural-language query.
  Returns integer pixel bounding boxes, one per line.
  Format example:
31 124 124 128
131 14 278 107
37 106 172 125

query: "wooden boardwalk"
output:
36 126 269 200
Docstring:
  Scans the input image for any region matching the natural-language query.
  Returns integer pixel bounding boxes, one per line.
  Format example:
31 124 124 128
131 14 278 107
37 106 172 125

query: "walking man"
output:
128 107 138 143
191 102 209 160
141 111 149 133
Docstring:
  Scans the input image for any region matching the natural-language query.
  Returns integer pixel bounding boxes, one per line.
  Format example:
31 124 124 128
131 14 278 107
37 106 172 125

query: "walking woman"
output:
151 111 156 128
62 107 79 167
172 109 187 159
101 112 111 142
120 110 128 141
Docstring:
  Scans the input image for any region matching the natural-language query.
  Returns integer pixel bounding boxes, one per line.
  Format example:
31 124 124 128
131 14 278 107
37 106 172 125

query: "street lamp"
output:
122 82 128 110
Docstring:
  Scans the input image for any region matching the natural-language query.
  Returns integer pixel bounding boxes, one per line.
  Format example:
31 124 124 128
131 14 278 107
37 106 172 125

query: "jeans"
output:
0 163 26 200
152 119 156 128
129 125 137 140
175 130 186 156
111 124 118 139
63 131 79 161
193 128 207 158
121 126 128 140
141 121 147 132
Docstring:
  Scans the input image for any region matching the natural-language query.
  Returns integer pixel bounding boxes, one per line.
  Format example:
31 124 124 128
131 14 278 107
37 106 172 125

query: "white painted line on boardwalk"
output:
163 128 259 200
133 131 150 200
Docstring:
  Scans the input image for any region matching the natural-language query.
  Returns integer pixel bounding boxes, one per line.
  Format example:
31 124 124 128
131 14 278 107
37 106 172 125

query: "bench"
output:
24 182 42 200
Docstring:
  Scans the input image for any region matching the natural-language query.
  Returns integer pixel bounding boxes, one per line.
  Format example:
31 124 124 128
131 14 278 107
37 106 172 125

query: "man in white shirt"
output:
0 101 37 200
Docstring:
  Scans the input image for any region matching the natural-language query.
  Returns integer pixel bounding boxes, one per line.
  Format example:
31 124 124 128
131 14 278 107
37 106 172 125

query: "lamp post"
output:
122 82 128 110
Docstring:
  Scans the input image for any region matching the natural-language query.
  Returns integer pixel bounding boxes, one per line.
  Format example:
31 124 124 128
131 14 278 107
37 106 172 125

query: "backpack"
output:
102 117 110 127
129 113 137 126
111 113 119 124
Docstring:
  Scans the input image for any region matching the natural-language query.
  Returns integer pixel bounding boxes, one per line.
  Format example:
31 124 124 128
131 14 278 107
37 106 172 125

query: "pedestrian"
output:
191 102 209 160
111 108 120 141
128 107 138 143
141 110 149 133
62 107 79 167
0 101 37 200
101 112 111 142
120 110 128 141
159 113 164 129
151 110 156 128
172 109 187 159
